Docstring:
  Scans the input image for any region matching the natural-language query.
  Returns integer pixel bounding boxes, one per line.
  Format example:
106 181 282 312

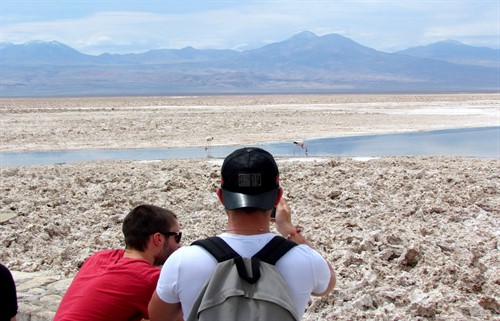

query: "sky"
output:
1 0 499 55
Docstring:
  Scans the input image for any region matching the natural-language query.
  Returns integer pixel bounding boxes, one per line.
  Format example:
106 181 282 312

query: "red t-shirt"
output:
53 249 160 321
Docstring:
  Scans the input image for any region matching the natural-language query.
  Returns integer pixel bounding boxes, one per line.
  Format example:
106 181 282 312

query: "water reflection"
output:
1 127 498 167
279 126 500 158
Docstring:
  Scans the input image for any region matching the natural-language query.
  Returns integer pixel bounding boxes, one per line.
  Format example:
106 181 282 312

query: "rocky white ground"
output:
0 94 499 320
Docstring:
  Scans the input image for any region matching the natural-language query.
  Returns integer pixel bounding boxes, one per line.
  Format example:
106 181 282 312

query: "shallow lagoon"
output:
1 126 498 167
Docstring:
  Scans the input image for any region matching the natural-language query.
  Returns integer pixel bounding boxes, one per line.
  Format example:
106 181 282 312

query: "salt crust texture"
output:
0 94 499 320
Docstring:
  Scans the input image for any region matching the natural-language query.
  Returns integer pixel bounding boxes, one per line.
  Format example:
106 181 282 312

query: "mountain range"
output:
1 31 499 97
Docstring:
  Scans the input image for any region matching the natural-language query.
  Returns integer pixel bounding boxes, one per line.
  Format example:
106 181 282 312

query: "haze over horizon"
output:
1 0 499 55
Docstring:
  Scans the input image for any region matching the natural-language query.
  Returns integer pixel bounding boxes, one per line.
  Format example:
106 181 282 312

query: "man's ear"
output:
216 188 224 204
274 187 283 206
151 232 163 246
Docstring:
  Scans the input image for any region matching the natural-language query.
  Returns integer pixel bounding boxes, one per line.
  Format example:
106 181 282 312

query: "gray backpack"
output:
187 236 299 321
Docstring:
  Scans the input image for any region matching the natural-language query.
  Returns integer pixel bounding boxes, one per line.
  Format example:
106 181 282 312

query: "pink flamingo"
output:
293 140 308 156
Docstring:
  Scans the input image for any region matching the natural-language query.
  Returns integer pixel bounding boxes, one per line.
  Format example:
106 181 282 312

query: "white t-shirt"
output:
156 232 331 319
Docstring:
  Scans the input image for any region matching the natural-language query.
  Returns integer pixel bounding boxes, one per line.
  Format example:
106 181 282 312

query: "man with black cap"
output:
149 147 336 321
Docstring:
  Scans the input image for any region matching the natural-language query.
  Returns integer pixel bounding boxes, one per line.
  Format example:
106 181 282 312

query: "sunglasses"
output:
160 231 182 243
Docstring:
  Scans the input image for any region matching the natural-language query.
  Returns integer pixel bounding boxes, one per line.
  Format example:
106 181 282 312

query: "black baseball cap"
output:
220 147 280 210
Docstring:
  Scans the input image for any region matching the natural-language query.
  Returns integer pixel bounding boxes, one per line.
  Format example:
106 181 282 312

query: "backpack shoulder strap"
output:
191 236 239 262
254 236 297 265
192 236 260 283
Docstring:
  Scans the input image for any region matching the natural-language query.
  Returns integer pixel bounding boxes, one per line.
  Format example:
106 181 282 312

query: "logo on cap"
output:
238 173 262 187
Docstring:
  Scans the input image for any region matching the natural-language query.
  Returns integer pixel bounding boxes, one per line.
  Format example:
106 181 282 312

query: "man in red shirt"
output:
54 204 182 321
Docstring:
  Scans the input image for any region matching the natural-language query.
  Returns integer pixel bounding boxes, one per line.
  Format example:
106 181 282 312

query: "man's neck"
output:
225 227 271 235
123 248 153 265
226 210 271 235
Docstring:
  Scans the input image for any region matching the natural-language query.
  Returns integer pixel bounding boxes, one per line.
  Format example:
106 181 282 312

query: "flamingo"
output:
293 140 308 156
205 136 214 157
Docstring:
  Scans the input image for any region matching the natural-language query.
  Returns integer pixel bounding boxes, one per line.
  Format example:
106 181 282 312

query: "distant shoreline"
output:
1 91 499 100
1 93 498 154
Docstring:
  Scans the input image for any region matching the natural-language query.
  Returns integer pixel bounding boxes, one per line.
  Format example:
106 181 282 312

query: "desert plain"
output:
0 93 499 320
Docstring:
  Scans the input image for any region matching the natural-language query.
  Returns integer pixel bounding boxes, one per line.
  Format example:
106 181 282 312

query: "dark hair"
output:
122 204 178 252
